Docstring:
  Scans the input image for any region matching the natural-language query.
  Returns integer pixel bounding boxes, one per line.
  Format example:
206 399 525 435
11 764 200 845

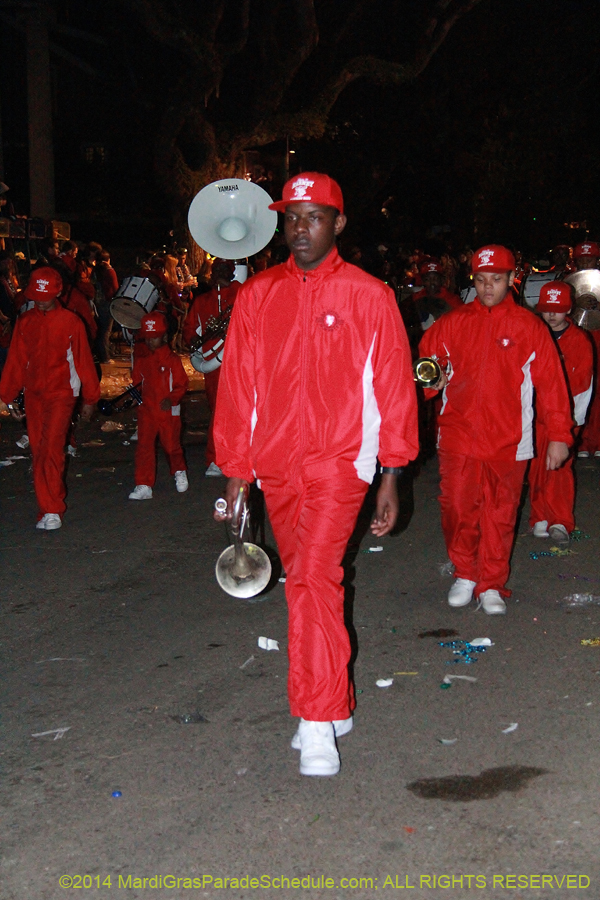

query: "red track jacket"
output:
419 293 573 460
132 343 188 415
214 248 419 484
0 305 100 405
551 321 594 427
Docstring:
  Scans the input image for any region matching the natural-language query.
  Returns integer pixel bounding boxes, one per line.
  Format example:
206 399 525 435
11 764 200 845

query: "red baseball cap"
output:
140 312 168 336
24 266 63 300
471 245 516 273
537 282 573 313
419 260 442 276
574 241 600 259
268 172 344 214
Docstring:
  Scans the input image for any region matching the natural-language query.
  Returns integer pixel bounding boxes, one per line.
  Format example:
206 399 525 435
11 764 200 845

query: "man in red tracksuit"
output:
0 267 100 530
128 312 189 500
528 281 593 541
213 173 418 777
419 245 573 615
183 260 241 477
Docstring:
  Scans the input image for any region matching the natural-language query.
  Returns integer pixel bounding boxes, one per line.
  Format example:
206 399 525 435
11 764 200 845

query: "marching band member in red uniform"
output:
529 282 593 541
419 245 573 615
213 173 418 777
412 260 462 331
572 241 600 458
183 259 241 477
0 267 100 530
128 313 188 500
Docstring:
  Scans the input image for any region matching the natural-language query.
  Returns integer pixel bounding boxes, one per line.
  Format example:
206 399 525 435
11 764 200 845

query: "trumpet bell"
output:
413 357 442 386
215 542 272 598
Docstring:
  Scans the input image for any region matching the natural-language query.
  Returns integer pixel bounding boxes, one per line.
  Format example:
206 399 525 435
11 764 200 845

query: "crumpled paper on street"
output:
258 636 279 651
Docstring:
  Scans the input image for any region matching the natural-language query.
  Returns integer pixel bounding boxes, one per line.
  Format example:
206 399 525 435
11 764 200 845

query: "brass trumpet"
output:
214 485 272 599
413 357 443 387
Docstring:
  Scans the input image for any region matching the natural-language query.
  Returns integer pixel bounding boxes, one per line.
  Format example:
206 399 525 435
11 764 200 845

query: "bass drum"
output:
521 270 559 309
110 276 161 330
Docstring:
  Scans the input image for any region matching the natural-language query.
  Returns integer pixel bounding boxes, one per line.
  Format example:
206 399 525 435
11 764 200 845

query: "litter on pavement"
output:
31 727 71 740
561 593 600 608
258 636 279 651
376 678 393 688
502 722 519 733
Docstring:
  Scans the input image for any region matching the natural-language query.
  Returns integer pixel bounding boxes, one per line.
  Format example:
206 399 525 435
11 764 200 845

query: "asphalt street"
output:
1 388 599 900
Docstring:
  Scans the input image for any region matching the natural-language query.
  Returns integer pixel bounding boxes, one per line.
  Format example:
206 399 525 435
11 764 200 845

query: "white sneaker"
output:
130 428 138 441
594 451 600 458
548 523 569 544
45 513 62 530
36 513 62 531
16 434 29 449
578 451 590 458
67 444 77 457
205 462 223 477
297 720 340 777
448 578 476 608
532 520 549 537
291 716 352 750
128 485 152 500
174 470 188 492
478 589 506 615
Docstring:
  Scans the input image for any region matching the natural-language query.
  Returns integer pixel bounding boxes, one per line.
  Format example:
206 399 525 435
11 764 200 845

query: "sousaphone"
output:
564 270 600 331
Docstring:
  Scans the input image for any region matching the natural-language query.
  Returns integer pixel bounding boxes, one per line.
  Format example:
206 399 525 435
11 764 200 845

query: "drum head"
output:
110 296 145 330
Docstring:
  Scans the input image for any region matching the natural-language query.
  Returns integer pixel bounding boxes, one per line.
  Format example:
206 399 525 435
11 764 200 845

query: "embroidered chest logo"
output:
496 336 515 349
317 311 343 331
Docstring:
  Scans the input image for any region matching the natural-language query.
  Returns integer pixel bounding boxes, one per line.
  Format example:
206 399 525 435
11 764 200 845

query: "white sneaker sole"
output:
300 756 340 777
291 716 352 750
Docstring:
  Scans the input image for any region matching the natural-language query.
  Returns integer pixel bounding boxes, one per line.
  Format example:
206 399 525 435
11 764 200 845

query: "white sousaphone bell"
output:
187 177 277 282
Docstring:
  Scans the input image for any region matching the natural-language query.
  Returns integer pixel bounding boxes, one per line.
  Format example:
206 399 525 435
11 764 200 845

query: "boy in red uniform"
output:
183 259 241 477
529 282 593 541
0 267 100 530
419 245 573 615
128 312 188 500
213 173 418 777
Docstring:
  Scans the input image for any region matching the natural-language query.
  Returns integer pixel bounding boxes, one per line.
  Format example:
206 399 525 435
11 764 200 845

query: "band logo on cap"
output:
289 177 315 201
140 311 167 336
36 278 51 293
545 288 562 304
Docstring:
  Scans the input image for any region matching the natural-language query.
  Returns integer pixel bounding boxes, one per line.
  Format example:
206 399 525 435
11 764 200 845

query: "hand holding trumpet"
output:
214 477 248 521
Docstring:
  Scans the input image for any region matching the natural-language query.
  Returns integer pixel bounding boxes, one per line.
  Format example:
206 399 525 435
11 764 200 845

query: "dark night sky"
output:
1 0 599 255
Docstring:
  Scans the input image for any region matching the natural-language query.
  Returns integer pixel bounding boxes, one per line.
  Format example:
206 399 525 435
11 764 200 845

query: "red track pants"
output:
438 451 527 598
528 428 575 533
204 368 220 465
134 408 186 487
26 392 76 519
262 476 368 721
